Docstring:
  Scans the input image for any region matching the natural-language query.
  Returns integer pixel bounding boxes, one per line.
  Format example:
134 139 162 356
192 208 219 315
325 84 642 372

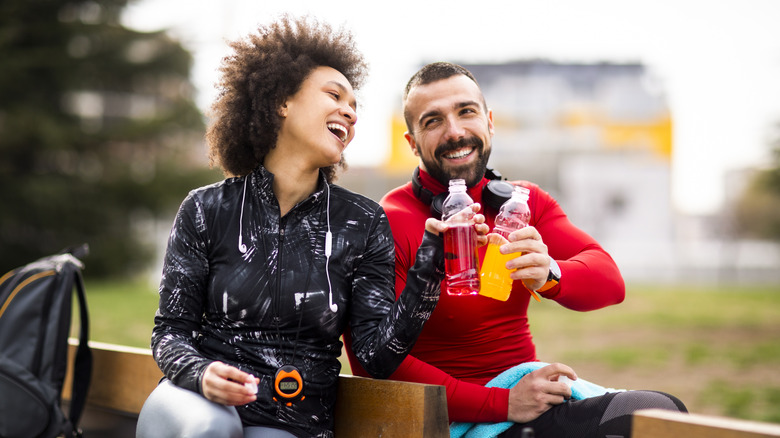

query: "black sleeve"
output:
151 192 213 394
349 209 444 378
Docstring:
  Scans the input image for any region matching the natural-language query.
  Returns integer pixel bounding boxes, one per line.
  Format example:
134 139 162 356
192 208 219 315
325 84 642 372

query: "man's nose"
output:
443 117 466 141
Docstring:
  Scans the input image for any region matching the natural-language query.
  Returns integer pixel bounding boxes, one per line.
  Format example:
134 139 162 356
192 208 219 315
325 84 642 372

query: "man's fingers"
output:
540 363 578 381
529 364 575 403
508 225 540 242
542 392 568 407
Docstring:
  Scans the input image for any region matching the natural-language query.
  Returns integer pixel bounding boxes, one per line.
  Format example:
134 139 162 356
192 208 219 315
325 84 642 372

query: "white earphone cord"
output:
325 183 337 312
237 174 337 312
238 177 248 253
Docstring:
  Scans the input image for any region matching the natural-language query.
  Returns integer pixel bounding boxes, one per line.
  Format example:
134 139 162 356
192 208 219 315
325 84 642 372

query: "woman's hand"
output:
424 203 489 246
201 361 259 406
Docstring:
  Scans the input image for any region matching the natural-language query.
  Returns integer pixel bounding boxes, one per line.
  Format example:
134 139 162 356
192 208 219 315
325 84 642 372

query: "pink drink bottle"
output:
479 186 531 301
441 179 480 295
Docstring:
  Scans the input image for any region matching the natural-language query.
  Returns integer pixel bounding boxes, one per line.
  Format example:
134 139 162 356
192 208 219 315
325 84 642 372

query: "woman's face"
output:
276 66 358 169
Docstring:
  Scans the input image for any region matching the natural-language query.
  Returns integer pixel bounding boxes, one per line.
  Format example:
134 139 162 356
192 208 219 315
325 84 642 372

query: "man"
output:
345 62 686 437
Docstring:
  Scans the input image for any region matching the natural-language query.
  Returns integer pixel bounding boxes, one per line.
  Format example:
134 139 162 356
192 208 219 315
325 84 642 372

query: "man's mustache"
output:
435 137 483 158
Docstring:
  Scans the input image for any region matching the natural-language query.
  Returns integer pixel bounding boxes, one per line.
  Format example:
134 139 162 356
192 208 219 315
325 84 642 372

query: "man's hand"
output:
501 226 551 292
507 363 577 423
201 361 258 406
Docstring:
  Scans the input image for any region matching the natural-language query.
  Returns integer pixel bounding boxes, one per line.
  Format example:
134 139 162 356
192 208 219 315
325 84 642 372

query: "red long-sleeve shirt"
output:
345 169 625 422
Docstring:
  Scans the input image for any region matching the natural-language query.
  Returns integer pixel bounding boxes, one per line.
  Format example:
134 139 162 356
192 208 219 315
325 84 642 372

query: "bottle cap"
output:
514 186 530 202
448 179 467 191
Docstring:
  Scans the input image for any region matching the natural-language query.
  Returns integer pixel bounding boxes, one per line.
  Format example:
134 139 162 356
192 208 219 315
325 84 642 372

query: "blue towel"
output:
450 362 623 438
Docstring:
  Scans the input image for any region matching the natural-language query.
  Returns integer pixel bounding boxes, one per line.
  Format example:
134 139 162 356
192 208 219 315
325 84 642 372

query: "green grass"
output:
528 283 780 424
77 278 159 348
79 279 780 424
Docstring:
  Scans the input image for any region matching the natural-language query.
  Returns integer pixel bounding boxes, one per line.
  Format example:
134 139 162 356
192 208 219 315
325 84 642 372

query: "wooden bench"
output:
63 340 449 437
65 342 780 438
633 408 780 438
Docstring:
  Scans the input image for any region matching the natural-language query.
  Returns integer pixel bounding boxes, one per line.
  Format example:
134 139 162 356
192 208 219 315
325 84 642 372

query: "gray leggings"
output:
136 380 297 438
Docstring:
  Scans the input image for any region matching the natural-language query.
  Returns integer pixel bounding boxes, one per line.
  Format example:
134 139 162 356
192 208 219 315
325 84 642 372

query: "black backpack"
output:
0 245 92 438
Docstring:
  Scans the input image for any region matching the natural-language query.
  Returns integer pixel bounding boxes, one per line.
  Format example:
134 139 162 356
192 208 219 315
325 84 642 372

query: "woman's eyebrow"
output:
327 80 357 109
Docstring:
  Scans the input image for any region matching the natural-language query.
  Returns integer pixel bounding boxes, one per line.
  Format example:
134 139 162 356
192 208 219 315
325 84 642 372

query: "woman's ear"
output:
278 104 288 118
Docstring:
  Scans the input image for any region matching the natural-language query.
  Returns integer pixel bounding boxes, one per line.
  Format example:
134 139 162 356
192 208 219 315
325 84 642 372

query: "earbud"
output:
324 231 337 312
238 236 247 254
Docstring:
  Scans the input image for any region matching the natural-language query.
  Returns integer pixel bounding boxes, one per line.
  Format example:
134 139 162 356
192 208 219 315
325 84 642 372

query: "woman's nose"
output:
342 105 357 125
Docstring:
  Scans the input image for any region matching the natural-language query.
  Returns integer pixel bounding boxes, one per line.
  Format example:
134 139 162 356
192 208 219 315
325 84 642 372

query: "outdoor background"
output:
2 0 779 425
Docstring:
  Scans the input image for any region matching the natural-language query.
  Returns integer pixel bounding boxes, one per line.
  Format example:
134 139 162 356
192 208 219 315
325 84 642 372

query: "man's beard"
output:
422 136 491 188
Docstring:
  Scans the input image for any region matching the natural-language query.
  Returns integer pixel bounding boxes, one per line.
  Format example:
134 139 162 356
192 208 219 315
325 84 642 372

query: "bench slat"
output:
335 374 449 438
633 408 780 438
64 340 163 414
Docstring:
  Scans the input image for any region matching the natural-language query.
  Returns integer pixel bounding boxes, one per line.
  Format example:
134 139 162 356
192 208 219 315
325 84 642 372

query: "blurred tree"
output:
0 0 222 277
734 123 780 240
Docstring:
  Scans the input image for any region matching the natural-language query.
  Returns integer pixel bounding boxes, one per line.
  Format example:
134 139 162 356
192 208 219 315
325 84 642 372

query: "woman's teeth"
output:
327 123 348 142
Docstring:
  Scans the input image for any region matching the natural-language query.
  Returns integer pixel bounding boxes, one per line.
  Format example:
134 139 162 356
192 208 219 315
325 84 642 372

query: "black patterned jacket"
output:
151 166 444 437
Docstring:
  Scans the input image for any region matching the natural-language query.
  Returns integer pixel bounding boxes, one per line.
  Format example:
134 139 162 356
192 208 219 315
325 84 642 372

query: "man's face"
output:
404 74 494 187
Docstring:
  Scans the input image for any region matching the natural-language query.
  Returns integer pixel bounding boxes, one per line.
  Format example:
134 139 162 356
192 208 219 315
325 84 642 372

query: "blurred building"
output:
339 59 780 285
461 61 675 282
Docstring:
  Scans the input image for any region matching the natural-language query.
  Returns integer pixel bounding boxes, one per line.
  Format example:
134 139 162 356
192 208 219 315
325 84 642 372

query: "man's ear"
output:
487 108 495 136
405 132 420 157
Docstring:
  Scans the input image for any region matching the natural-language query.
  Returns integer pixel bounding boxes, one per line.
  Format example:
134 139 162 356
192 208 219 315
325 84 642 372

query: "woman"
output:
136 15 486 438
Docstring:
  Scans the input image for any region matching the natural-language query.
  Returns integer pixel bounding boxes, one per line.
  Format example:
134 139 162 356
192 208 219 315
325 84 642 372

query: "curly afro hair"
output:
206 15 368 182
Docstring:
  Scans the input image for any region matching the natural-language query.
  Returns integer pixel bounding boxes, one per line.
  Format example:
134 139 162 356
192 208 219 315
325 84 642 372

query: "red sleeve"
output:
348 335 510 423
523 182 625 310
389 355 510 423
378 186 510 423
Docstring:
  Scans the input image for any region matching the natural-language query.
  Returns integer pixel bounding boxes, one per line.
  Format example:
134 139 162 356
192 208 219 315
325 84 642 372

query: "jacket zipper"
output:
273 223 286 326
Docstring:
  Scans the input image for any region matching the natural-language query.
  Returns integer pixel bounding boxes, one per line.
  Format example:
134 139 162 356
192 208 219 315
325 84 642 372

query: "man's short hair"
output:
403 62 479 100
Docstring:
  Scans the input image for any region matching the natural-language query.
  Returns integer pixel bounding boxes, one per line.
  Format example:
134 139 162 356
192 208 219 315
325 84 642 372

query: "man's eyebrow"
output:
455 100 482 110
418 100 482 124
327 80 357 109
418 108 442 123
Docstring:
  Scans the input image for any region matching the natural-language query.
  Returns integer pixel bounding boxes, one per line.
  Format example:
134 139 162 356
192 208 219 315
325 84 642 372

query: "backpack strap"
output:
66 268 92 437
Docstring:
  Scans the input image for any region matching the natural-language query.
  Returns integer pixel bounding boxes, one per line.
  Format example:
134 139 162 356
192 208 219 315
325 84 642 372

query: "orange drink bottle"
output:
480 186 531 301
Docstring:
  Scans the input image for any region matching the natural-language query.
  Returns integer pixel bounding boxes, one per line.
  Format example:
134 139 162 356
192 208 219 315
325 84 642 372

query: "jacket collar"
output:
249 166 329 214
